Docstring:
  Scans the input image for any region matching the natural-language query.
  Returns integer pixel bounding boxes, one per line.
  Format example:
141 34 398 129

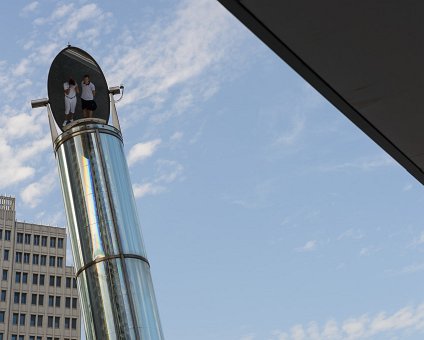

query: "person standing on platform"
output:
63 78 79 126
81 74 96 118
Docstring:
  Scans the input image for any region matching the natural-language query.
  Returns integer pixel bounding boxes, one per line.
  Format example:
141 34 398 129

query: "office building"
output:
0 195 80 340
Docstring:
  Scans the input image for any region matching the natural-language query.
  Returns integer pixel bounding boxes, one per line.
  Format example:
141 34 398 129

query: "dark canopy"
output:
218 0 424 184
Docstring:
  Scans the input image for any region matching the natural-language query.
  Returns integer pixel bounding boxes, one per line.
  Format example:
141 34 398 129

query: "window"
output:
3 250 8 261
32 254 39 265
19 314 25 326
16 233 23 244
21 293 27 304
24 253 30 264
30 337 35 340
39 274 45 286
54 316 60 328
19 336 24 340
11 335 17 340
12 313 18 325
24 233 31 244
38 294 44 306
22 272 27 284
64 317 70 329
50 237 56 248
14 292 20 304
0 229 2 240
15 252 22 263
0 290 6 302
4 230 10 241
33 235 40 246
66 277 71 288
58 238 64 248
30 314 36 326
2 270 7 281
0 311 4 322
72 297 77 309
72 318 77 329
15 272 21 283
56 276 61 287
40 255 46 266
48 295 54 307
73 278 77 288
49 256 55 267
32 273 38 285
37 315 43 327
49 275 55 286
57 257 63 267
31 294 37 305
65 297 71 308
48 316 53 328
55 296 60 307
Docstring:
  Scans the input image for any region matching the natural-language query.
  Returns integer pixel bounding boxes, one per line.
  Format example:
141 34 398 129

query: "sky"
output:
1 1 424 340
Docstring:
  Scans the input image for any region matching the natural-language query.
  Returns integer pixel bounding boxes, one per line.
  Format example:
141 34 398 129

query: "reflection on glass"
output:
48 46 110 130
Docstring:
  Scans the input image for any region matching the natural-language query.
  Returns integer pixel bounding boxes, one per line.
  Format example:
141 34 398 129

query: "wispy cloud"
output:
20 1 39 16
399 262 424 274
103 0 240 126
127 139 161 166
337 228 364 241
133 183 165 199
359 246 381 257
270 302 424 339
318 155 395 173
240 335 255 340
20 171 56 208
133 159 184 199
274 114 305 146
295 240 317 252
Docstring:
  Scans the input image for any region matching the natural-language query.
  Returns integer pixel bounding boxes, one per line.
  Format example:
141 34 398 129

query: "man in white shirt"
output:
81 74 96 118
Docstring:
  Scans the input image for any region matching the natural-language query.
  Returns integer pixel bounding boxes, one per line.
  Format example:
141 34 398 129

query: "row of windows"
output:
15 233 64 249
8 313 77 329
2 291 77 309
6 336 78 340
12 253 64 268
2 271 77 289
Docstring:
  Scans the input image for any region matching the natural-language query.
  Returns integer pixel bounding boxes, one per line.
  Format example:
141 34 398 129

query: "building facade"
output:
0 196 80 340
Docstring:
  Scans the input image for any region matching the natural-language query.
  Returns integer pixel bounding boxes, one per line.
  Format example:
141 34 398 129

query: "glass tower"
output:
33 46 164 340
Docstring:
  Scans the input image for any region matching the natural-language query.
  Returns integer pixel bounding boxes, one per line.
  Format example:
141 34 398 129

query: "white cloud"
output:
103 0 240 126
170 131 183 142
318 155 395 173
337 228 364 241
400 262 424 274
359 246 380 257
295 240 317 252
127 139 161 166
133 159 184 199
13 58 31 76
274 114 305 146
240 335 255 340
133 183 165 199
20 1 39 16
20 172 56 208
269 303 424 339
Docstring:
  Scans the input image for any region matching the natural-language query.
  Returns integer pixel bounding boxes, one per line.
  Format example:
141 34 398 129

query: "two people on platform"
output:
63 74 96 127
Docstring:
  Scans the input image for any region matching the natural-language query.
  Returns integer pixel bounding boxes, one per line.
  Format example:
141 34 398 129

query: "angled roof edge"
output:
217 0 424 185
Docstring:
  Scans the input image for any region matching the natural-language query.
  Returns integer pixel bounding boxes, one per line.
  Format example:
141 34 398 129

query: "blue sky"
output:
1 1 424 339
